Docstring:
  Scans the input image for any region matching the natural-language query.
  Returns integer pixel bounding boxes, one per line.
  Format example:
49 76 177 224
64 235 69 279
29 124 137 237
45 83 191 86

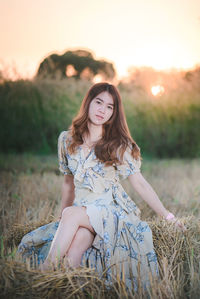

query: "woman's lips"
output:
96 115 104 120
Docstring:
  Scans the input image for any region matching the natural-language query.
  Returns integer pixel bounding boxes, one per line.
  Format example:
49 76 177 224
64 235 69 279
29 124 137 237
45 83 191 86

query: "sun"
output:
93 74 104 83
151 85 165 96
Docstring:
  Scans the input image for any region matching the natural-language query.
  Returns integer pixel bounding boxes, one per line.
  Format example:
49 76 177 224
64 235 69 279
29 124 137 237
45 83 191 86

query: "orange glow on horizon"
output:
0 1 200 80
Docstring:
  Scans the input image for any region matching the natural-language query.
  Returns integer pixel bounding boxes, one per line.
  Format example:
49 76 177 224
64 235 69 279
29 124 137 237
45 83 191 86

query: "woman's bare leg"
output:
66 227 95 267
42 206 95 268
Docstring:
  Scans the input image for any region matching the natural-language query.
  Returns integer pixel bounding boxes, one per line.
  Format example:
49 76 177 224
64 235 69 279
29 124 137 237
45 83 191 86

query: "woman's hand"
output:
165 214 186 232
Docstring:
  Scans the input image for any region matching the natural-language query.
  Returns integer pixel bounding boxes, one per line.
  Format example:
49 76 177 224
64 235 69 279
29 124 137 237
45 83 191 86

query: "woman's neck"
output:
85 122 102 143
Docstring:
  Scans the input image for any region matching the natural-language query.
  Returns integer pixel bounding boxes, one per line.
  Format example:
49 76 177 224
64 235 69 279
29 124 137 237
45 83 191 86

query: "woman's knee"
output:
61 206 95 233
61 206 80 220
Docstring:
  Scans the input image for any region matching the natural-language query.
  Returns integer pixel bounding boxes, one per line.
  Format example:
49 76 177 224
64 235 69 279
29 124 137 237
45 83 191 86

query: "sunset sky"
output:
0 0 200 79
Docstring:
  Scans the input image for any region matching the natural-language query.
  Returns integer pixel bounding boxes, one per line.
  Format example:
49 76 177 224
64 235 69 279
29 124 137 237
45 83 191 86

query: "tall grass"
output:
0 76 200 157
0 78 90 153
120 76 200 158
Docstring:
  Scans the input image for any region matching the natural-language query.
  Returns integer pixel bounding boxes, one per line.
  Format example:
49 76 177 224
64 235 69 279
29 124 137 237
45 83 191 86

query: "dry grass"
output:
0 156 200 298
0 260 112 299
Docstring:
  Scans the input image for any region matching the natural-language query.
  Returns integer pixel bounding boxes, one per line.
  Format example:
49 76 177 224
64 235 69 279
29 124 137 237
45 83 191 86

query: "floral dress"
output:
18 130 159 291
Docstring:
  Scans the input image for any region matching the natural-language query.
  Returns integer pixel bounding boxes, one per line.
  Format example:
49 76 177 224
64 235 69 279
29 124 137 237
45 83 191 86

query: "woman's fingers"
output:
167 217 187 232
175 220 187 232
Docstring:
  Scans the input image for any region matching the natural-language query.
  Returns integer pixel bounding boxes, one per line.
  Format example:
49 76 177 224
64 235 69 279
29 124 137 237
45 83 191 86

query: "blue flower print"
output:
41 233 54 242
125 222 133 230
122 191 128 199
105 248 111 260
103 232 110 244
92 163 105 177
136 222 150 234
27 231 35 236
147 251 158 263
135 234 144 243
129 243 138 260
121 244 129 251
103 218 107 227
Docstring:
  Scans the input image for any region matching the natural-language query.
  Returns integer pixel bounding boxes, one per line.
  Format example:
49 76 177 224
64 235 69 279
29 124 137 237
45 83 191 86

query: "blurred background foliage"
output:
0 50 200 158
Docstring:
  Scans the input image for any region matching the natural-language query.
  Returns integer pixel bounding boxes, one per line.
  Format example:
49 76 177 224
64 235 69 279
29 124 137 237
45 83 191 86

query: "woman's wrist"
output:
161 210 175 220
160 209 171 219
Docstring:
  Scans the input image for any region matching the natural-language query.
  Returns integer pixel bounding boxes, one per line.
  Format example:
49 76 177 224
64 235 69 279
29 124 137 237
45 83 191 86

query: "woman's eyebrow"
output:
96 97 114 106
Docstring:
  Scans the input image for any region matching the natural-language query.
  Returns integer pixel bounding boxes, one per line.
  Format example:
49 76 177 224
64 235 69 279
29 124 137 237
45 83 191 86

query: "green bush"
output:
124 99 200 158
0 77 200 157
120 81 200 158
0 78 89 154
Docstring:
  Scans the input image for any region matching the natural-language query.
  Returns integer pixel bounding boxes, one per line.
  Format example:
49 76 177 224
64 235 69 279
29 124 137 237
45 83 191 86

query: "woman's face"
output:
88 91 114 126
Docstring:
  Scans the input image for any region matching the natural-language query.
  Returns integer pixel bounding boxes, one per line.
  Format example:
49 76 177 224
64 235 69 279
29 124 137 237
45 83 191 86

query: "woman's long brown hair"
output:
67 82 141 166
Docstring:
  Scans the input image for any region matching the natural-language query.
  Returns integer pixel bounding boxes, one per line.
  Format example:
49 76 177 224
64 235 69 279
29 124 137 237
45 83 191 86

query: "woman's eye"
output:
108 106 113 110
96 100 101 104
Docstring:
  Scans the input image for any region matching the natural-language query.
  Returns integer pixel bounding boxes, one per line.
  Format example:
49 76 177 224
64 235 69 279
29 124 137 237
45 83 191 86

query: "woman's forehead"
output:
94 91 114 105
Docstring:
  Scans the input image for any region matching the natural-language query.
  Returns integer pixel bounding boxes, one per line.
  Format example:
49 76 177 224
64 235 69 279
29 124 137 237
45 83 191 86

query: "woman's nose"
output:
99 105 106 114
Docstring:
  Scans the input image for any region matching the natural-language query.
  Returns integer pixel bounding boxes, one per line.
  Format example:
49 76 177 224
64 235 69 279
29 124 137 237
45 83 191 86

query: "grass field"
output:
0 154 200 298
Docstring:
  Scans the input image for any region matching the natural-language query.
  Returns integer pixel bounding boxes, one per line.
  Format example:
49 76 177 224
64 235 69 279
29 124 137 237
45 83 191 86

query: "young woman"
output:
18 82 185 291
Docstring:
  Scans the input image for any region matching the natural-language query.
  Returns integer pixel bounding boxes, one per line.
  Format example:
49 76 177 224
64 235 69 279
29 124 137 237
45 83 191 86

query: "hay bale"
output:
148 216 200 298
1 216 200 298
0 259 111 299
150 216 200 266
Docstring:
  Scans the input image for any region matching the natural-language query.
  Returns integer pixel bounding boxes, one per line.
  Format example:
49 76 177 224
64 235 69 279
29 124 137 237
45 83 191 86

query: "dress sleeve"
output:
116 145 141 180
58 131 73 176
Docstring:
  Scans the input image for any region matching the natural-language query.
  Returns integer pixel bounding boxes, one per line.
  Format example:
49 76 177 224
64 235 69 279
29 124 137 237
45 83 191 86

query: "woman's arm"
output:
59 174 75 218
128 172 186 230
128 172 169 217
